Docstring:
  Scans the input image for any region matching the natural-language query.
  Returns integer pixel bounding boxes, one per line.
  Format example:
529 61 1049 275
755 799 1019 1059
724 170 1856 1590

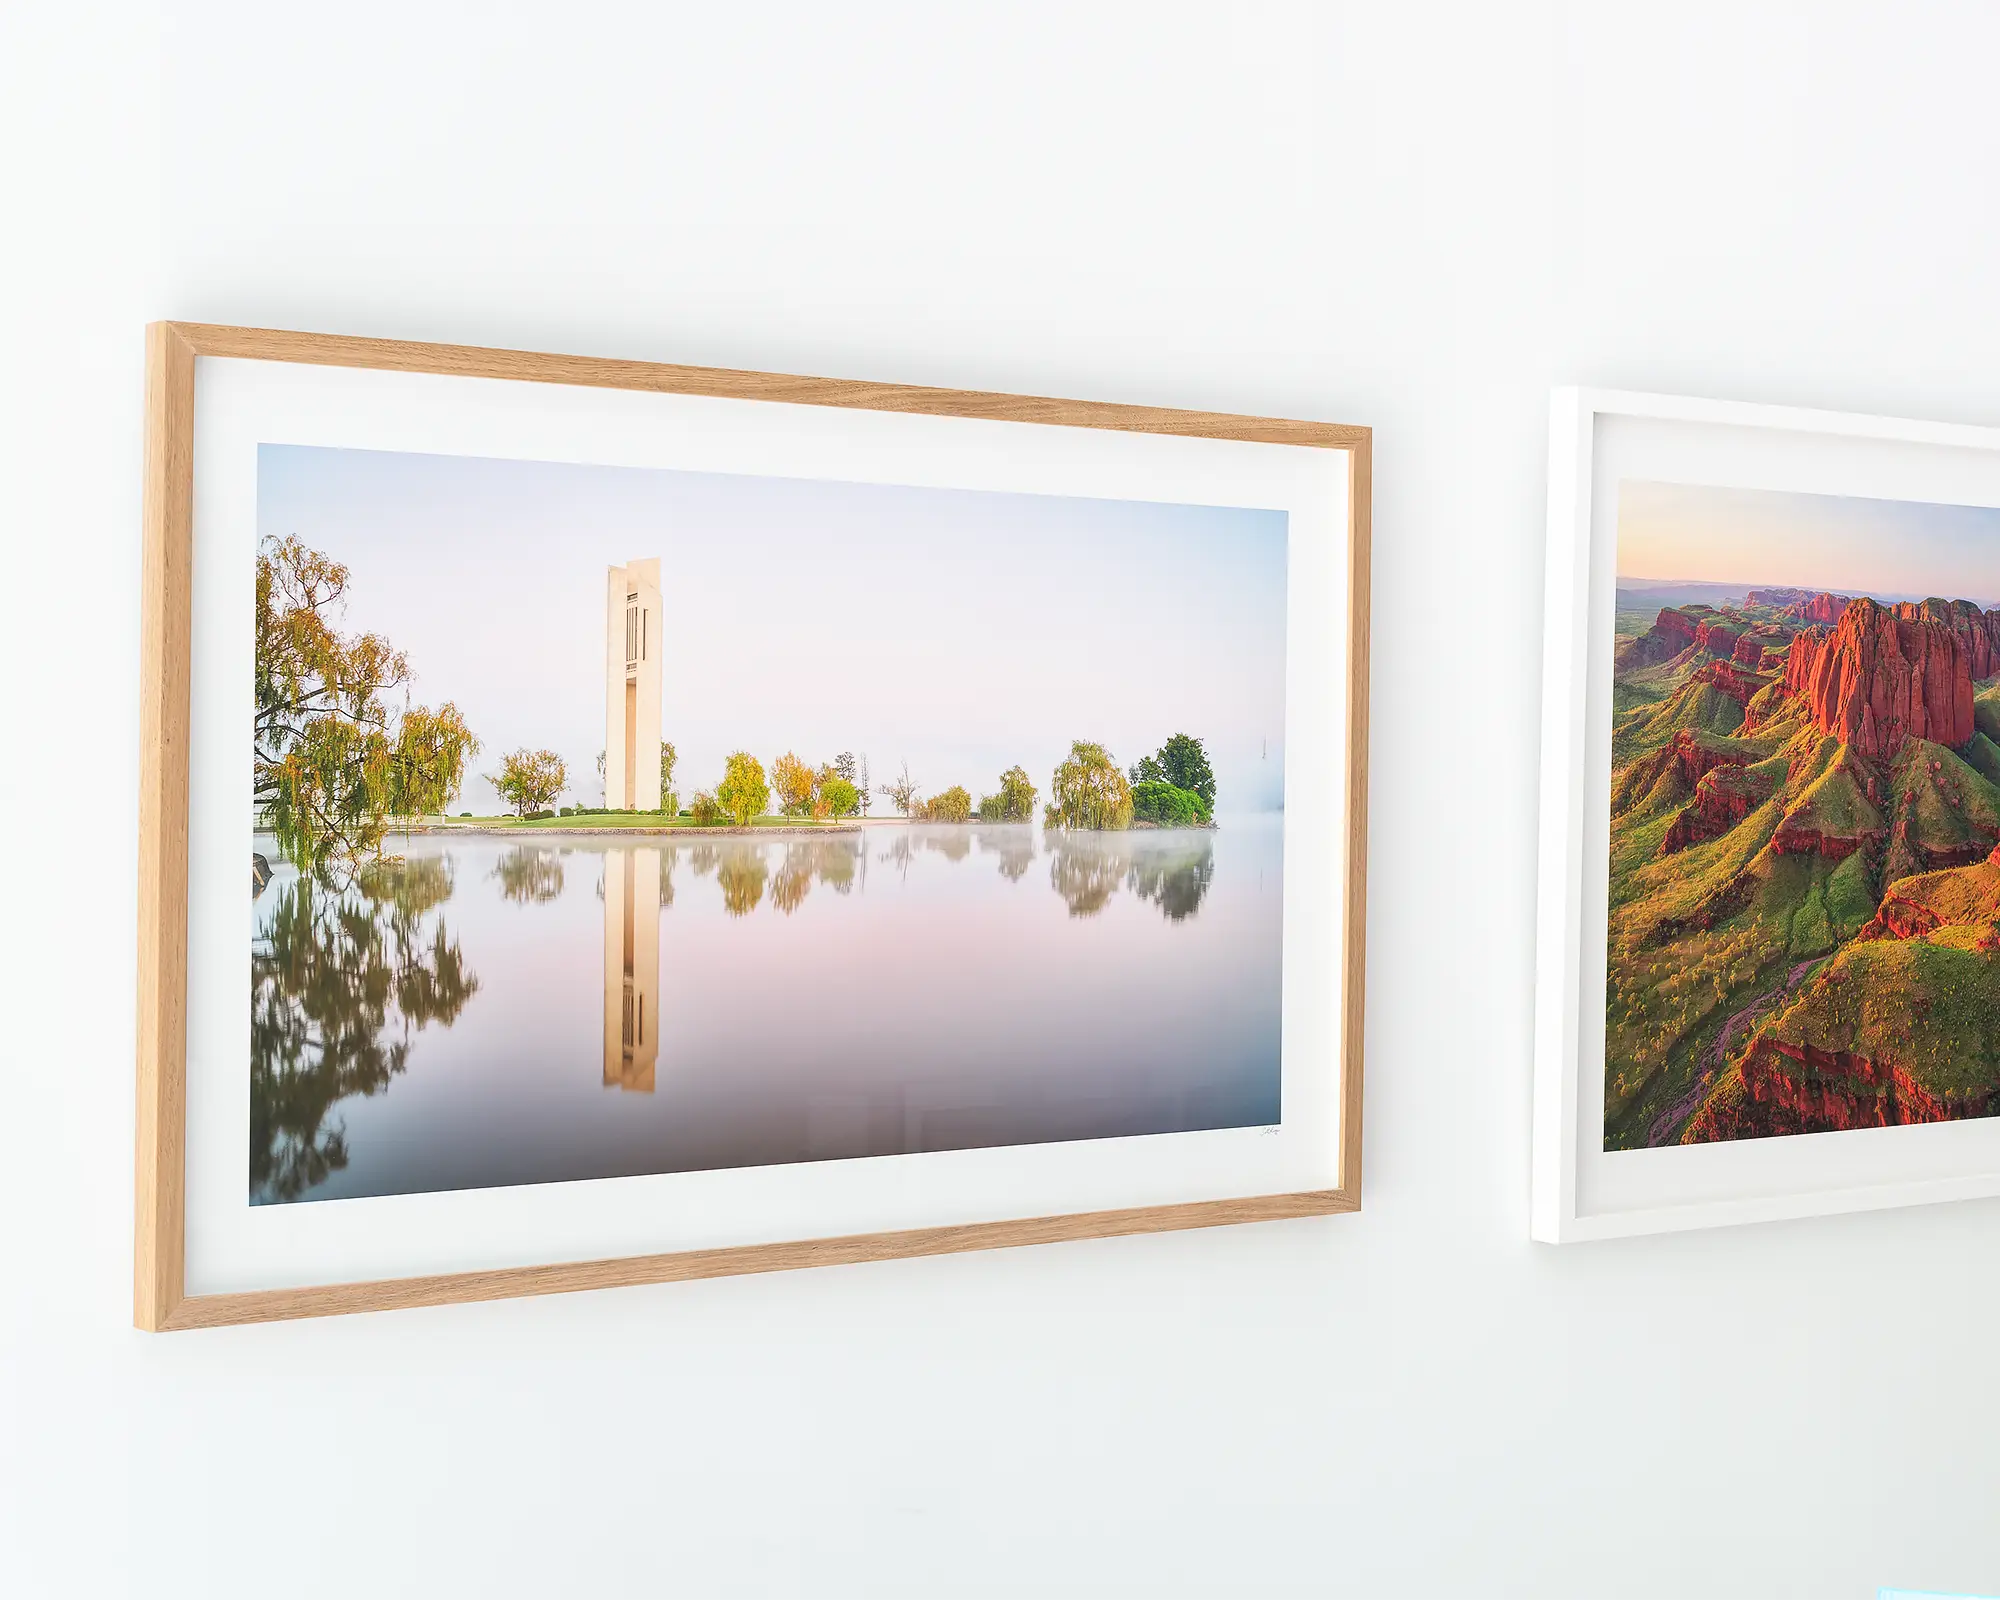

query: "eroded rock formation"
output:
1786 598 1973 759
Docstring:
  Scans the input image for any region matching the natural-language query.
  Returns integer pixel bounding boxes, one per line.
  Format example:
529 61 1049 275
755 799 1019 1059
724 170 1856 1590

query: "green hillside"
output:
1601 598 2000 1149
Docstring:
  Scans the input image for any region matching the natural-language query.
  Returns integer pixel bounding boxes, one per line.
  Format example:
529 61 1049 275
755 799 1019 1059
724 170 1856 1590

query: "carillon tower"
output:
604 558 663 810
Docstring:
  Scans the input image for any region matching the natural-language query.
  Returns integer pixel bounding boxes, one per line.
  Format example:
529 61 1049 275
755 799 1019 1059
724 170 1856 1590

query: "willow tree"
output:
996 764 1038 822
920 785 973 823
1048 741 1133 831
256 536 479 884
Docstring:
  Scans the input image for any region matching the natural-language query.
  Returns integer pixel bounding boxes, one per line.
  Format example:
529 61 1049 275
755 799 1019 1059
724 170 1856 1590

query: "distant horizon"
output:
1616 576 2000 613
1617 574 1996 603
259 444 1290 816
1617 480 2000 606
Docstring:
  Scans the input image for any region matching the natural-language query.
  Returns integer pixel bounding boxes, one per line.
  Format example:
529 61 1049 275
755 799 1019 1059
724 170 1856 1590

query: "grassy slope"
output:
1738 936 2000 1102
1611 679 1747 764
1602 601 2000 1143
1881 739 2000 884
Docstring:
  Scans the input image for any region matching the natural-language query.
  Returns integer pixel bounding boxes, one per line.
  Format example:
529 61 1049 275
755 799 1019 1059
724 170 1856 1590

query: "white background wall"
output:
4 4 1998 1596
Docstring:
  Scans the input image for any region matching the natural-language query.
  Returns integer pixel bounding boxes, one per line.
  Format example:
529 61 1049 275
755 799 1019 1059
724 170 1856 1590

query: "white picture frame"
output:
1533 386 2000 1241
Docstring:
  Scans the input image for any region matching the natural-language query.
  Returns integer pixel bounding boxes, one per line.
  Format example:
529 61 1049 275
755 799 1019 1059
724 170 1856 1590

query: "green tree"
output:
1131 781 1204 826
1130 734 1215 813
997 764 1037 822
717 752 771 825
393 702 480 820
772 750 816 816
488 748 567 817
256 535 481 883
1049 741 1134 830
659 740 679 815
690 790 723 825
821 775 860 818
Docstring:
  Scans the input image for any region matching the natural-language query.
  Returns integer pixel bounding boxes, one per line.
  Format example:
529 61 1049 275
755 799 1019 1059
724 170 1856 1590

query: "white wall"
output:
5 3 1998 1595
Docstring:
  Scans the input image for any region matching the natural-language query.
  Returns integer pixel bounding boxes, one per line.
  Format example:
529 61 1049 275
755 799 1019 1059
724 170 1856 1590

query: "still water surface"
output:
250 818 1283 1204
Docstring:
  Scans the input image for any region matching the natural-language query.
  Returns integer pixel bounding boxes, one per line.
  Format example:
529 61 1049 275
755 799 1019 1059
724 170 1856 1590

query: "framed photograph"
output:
136 323 1372 1328
1535 386 2000 1240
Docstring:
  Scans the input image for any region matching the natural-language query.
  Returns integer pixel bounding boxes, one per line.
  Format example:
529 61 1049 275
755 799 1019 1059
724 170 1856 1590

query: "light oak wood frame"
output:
136 321 1372 1329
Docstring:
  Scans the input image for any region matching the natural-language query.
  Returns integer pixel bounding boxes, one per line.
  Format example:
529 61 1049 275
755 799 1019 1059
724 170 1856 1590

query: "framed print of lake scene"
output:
1535 388 2000 1241
137 324 1371 1328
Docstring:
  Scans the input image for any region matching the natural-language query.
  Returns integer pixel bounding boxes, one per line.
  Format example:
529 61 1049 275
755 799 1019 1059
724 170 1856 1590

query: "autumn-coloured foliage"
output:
772 750 816 817
255 535 480 883
919 785 972 823
718 752 771 825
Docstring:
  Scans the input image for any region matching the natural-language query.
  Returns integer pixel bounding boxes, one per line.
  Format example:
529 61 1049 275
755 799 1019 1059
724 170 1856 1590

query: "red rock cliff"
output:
1783 625 1829 699
1691 617 1741 659
1792 598 1973 758
1785 592 1851 627
1890 597 2000 682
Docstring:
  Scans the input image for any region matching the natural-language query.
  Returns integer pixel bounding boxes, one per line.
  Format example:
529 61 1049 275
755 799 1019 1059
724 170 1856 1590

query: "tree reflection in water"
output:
1049 834 1126 917
737 838 862 916
877 830 913 882
1127 839 1215 922
814 838 858 894
769 842 813 914
1047 832 1215 921
920 827 972 862
490 844 565 904
716 847 768 917
250 856 478 1203
975 825 1036 883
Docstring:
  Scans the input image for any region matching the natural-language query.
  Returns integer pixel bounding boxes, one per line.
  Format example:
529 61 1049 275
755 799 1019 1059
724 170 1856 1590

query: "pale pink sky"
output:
1618 479 2000 604
260 445 1289 814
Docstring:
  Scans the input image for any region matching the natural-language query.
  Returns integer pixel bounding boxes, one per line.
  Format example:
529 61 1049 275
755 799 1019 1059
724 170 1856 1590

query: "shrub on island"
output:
1131 781 1210 827
918 785 973 823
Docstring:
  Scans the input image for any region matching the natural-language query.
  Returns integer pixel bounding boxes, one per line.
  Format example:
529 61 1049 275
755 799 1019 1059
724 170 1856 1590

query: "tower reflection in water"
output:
602 846 660 1092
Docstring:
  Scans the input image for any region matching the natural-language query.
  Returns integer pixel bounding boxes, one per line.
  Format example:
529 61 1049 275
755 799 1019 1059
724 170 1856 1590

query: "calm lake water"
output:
250 818 1283 1204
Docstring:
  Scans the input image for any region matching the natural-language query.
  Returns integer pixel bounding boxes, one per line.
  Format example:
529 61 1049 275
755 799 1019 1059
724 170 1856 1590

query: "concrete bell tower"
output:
604 558 663 810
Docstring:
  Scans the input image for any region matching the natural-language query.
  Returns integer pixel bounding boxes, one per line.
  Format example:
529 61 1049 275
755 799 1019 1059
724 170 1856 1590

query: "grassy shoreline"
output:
380 815 868 838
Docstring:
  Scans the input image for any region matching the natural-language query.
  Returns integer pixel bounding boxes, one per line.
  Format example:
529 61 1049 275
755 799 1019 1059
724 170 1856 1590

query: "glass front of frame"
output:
252 446 1289 1205
1605 480 2000 1151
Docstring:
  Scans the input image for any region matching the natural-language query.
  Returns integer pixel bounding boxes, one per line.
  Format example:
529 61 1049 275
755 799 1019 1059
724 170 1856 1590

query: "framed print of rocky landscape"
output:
135 323 1371 1328
1535 388 2000 1240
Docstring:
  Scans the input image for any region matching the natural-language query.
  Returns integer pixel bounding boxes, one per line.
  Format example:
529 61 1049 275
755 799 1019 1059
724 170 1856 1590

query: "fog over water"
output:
250 818 1283 1204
